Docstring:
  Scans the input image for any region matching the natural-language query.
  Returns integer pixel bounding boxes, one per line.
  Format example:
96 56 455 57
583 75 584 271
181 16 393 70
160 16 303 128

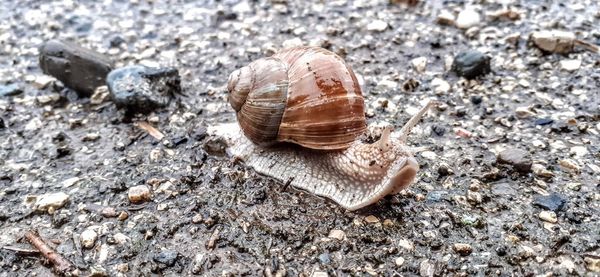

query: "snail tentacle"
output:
396 100 439 143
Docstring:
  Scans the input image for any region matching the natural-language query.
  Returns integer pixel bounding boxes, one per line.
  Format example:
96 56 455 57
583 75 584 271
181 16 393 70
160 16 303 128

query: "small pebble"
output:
128 185 151 203
436 10 455 26
107 65 181 114
32 75 56 89
535 118 554 126
192 214 203 224
432 125 446 136
467 190 482 204
420 151 437 160
328 229 346 240
431 78 450 94
35 192 70 213
116 263 129 273
153 250 179 267
566 182 581 191
454 127 472 138
90 86 110 105
437 163 452 176
531 30 576 54
39 40 114 96
395 257 405 266
569 146 588 157
559 159 580 173
531 164 554 178
81 229 98 248
419 259 435 277
398 239 414 251
533 193 566 212
515 107 536 119
538 211 558 223
364 215 380 223
0 83 23 97
519 245 535 258
497 148 532 173
451 50 491 79
367 20 388 32
453 243 473 256
470 95 483 105
585 257 600 272
411 57 427 73
560 59 581 72
318 253 330 265
282 37 303 48
455 9 481 29
118 211 129 221
82 132 100 142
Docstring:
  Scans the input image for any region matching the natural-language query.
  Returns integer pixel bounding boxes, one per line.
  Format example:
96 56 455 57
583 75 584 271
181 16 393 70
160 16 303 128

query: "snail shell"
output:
227 46 366 150
218 46 438 210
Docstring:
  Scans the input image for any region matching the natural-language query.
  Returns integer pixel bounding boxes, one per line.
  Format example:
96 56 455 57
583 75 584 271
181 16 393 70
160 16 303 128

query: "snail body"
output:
216 46 436 210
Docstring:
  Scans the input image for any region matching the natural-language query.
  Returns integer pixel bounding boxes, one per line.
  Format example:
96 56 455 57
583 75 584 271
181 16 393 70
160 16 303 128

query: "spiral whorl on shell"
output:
227 46 366 150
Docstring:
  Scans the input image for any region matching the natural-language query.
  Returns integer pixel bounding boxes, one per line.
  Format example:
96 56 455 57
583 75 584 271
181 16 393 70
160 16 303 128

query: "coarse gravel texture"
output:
1 0 599 276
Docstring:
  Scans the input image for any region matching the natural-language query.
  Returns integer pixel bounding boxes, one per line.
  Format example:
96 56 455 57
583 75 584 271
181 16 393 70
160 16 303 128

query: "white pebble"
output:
569 146 588 157
62 177 81 187
367 20 388 32
560 59 581 72
420 151 437 160
328 229 346 240
81 229 98 249
431 78 450 94
395 257 405 266
398 238 414 251
411 57 428 73
282 37 303 48
539 211 558 223
455 9 481 29
35 192 69 213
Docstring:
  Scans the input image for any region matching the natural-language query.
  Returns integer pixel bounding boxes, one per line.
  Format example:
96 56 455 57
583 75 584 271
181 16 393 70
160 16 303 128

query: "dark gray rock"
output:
497 148 532 173
106 65 180 114
535 118 554 126
451 50 491 79
39 40 114 97
154 250 179 267
0 83 23 97
533 193 566 212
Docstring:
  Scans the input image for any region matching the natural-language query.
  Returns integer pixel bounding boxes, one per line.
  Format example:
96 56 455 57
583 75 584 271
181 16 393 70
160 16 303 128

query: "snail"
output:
210 46 437 210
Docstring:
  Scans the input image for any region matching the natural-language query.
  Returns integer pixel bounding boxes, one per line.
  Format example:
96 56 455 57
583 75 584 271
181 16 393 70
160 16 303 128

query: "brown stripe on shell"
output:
274 47 366 150
235 58 289 146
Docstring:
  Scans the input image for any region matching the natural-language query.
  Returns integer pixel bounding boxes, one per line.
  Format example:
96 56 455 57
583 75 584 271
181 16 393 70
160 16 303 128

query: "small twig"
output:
2 245 40 255
24 231 74 275
282 177 294 191
574 39 599 53
134 121 165 140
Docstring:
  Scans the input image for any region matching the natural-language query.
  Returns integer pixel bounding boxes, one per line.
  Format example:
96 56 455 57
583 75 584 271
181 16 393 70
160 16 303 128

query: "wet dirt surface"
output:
0 0 599 276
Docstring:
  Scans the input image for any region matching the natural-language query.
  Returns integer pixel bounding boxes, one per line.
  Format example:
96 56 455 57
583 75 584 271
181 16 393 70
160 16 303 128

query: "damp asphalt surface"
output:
0 1 599 276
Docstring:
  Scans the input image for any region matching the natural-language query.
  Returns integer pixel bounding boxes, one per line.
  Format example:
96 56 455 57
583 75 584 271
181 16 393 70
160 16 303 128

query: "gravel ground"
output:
1 0 599 276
